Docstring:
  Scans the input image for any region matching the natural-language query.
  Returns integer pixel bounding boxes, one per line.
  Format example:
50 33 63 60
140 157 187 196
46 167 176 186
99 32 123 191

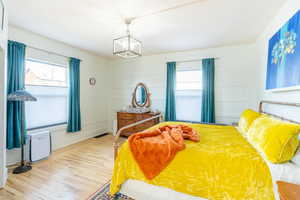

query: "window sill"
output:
27 122 67 133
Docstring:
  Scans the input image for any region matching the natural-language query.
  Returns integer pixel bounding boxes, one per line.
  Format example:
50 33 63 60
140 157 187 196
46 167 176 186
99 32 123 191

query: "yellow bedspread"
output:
110 122 275 200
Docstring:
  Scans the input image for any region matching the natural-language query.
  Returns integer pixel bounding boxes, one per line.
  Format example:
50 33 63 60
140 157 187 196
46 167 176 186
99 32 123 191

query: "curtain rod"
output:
175 57 220 63
26 45 71 59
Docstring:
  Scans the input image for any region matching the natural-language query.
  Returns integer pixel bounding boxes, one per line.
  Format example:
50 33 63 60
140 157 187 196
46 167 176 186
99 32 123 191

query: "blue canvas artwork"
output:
266 10 300 90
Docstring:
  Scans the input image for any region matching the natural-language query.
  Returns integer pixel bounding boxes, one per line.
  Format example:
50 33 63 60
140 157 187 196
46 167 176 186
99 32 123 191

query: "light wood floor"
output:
0 135 119 200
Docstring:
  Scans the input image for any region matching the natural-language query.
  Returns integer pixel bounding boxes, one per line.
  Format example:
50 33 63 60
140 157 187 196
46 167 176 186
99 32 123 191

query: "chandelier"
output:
113 19 142 58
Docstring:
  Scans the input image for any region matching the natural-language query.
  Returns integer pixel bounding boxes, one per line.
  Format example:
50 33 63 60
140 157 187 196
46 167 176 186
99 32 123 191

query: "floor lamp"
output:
7 89 37 174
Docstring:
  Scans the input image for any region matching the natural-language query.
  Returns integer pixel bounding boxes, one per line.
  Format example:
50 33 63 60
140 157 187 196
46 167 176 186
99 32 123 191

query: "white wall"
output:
108 44 260 131
256 0 300 122
7 25 111 165
0 0 8 188
253 2 300 196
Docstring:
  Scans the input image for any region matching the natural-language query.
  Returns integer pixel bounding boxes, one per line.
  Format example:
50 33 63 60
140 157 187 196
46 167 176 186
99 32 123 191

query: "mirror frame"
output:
132 83 151 108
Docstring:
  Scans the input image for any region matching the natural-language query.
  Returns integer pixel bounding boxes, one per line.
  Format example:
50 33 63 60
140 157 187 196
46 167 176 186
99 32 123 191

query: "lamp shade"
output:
113 19 142 58
7 89 37 102
113 35 142 58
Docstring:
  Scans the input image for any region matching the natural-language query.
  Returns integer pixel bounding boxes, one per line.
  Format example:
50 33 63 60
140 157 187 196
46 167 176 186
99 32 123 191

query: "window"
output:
25 60 67 87
25 60 68 129
176 70 202 122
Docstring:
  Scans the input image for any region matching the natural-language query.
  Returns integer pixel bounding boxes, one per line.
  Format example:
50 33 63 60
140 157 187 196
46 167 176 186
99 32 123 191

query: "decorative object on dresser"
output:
277 181 300 200
117 83 160 137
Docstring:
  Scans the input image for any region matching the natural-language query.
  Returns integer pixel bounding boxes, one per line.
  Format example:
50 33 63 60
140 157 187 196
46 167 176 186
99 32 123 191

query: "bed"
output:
111 101 300 200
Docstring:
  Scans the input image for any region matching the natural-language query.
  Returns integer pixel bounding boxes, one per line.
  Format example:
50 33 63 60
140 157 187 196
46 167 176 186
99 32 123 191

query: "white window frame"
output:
25 58 68 88
25 59 69 130
176 66 202 122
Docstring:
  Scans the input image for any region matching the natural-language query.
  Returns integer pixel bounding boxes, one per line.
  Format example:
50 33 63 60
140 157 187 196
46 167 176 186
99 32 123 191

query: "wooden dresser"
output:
117 112 161 137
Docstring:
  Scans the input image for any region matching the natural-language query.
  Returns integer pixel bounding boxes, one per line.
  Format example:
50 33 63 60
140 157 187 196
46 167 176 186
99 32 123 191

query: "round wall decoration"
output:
89 77 96 86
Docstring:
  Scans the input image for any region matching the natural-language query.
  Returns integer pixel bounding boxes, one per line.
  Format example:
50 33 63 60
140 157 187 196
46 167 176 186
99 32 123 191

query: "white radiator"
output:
29 130 52 162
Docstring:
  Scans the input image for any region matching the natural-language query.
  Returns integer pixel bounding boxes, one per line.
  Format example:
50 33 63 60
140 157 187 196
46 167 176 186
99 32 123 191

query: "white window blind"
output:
25 60 68 129
176 70 202 122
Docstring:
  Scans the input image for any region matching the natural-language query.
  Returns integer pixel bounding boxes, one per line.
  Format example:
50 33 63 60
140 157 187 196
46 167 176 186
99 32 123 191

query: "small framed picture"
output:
89 77 96 86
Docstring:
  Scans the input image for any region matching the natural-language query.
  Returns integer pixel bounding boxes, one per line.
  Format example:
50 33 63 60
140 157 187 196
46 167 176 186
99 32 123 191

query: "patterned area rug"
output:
87 182 134 200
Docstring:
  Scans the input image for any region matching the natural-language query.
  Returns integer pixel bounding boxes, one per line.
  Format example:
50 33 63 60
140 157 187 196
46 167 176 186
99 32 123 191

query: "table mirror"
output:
132 83 151 108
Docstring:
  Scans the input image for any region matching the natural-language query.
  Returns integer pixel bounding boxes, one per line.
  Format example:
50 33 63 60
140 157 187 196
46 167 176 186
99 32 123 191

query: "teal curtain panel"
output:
67 58 81 132
165 62 176 121
201 58 215 123
7 41 26 149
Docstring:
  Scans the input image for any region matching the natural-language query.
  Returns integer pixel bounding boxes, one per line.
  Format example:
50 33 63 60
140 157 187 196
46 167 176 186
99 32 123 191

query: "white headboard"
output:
259 101 300 125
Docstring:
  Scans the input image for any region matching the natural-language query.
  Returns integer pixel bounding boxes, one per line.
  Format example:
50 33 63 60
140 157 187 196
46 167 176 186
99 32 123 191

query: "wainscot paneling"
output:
108 44 260 131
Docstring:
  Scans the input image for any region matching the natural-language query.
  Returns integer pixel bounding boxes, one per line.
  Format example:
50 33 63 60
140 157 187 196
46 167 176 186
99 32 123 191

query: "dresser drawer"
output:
117 113 135 120
120 128 137 136
141 120 156 127
118 119 136 126
117 112 161 137
136 114 145 120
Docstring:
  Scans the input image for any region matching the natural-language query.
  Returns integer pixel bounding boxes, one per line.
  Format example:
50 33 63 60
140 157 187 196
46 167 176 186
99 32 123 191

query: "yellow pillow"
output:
238 109 261 134
247 116 300 163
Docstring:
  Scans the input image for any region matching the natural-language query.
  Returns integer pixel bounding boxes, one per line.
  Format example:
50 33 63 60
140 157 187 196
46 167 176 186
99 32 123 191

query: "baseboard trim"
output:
6 129 109 166
52 129 108 150
94 133 109 138
0 167 7 188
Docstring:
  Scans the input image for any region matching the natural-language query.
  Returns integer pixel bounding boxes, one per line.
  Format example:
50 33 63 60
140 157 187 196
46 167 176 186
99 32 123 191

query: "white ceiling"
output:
8 0 286 58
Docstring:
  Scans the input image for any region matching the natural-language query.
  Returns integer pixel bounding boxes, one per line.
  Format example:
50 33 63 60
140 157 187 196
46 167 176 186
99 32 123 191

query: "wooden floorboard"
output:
0 135 119 200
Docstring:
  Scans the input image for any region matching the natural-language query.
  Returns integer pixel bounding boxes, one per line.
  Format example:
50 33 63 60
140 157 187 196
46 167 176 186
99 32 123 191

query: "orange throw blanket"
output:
128 125 199 180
